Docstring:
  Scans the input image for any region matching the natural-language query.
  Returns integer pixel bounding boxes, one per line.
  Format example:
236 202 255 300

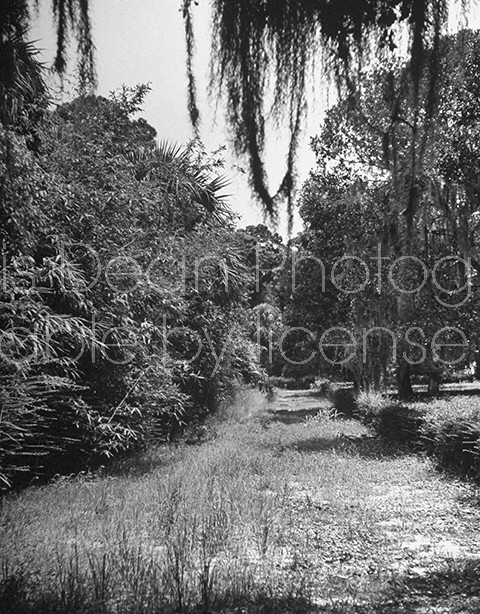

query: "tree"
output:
291 29 480 395
236 225 287 374
284 163 395 386
236 224 284 307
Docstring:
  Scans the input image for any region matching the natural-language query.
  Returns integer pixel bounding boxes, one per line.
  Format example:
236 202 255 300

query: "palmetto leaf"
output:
0 30 47 126
143 139 233 224
156 139 191 165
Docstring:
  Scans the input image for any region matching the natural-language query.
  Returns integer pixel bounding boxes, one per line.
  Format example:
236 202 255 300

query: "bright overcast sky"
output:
31 0 328 238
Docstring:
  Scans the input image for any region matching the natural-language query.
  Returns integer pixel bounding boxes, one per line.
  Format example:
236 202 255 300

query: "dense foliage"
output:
284 30 480 394
0 84 265 490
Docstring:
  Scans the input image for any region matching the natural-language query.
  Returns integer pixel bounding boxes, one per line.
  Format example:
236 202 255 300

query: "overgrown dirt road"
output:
2 389 480 613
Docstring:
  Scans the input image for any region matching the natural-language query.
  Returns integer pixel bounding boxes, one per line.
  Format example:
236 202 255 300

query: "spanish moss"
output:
185 0 468 221
183 0 200 133
52 0 96 88
1 0 96 121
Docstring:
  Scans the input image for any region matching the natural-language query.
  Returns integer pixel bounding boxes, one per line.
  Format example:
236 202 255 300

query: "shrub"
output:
267 375 315 390
354 390 390 426
355 391 480 480
376 404 425 443
309 380 356 417
296 374 316 389
355 391 424 443
267 376 290 389
328 385 356 418
419 398 480 478
309 377 334 396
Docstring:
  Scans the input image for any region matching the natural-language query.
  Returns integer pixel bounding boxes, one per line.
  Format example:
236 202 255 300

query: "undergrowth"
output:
3 387 480 613
0 390 313 613
354 389 480 481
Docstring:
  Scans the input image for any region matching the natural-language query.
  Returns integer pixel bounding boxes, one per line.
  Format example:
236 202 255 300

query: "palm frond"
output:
155 139 233 224
0 29 48 126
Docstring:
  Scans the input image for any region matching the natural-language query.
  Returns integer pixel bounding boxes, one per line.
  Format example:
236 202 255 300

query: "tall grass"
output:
3 387 465 612
0 390 310 613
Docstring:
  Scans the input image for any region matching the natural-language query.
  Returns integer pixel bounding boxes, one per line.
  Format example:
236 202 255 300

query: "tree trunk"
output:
395 200 417 398
397 359 413 398
427 373 440 395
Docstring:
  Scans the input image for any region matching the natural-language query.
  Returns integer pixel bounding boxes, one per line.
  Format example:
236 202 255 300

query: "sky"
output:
32 0 328 238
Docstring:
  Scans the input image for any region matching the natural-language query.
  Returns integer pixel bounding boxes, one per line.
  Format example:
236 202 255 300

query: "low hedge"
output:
354 391 480 481
419 398 480 477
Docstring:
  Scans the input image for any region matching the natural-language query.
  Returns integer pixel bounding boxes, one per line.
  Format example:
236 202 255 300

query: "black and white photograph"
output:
2 1 480 612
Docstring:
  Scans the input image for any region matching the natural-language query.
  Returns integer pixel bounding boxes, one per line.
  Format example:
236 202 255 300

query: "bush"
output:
355 391 480 480
376 404 425 443
316 383 355 418
357 391 424 442
355 391 424 443
330 387 356 418
296 375 317 389
309 379 356 417
419 398 480 478
309 377 334 396
354 390 390 425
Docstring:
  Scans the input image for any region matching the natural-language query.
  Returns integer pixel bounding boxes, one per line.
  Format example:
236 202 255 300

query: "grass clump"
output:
419 396 480 479
355 390 480 480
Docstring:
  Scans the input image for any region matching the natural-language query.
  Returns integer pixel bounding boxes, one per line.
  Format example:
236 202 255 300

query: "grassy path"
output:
269 390 480 612
2 389 480 612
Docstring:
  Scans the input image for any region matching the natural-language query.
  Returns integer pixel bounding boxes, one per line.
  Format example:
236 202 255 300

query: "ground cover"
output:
1 389 480 613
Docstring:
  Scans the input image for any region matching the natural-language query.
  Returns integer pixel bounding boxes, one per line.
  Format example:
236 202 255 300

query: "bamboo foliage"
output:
0 84 264 490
